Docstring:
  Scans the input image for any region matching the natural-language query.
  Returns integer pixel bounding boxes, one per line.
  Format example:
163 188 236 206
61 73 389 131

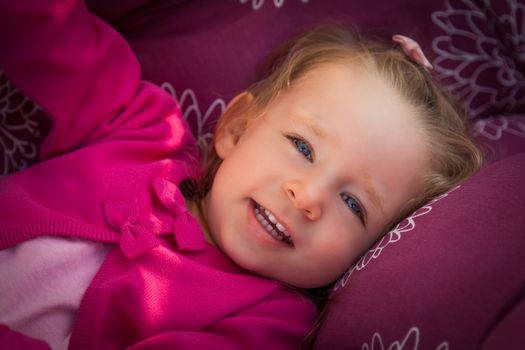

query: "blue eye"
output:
287 135 313 162
341 193 366 224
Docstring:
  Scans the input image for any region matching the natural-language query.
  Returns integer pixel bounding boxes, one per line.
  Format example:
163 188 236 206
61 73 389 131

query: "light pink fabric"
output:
0 0 316 349
0 237 110 350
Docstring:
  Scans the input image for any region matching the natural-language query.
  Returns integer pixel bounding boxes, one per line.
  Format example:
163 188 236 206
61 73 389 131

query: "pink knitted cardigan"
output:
0 0 316 349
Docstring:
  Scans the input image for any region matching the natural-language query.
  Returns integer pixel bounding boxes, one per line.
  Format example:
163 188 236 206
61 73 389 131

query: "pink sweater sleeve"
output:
126 289 316 350
0 0 142 160
0 325 51 350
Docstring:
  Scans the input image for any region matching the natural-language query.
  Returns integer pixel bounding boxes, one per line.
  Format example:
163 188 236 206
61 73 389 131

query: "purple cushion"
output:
87 0 524 126
90 0 451 139
472 114 525 163
314 153 525 349
0 71 51 176
481 296 525 350
430 1 525 118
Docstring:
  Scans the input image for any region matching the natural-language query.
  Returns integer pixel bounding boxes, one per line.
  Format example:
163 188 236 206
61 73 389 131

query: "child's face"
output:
205 63 430 288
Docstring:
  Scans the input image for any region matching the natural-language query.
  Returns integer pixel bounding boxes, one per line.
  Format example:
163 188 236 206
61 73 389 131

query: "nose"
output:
282 180 322 221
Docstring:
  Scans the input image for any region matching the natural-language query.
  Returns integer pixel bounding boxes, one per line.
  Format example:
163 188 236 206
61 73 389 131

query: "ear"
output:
214 91 255 160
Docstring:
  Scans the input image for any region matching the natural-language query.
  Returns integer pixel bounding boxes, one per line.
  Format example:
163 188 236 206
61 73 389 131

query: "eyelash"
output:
286 134 314 162
341 193 366 225
285 133 367 225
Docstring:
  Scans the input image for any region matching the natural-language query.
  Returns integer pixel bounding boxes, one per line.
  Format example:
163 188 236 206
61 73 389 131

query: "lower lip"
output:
247 200 291 248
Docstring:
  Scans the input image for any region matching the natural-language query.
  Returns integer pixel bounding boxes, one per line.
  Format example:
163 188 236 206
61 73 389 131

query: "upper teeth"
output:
254 205 291 241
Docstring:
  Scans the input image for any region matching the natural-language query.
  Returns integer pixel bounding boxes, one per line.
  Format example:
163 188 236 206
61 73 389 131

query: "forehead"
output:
278 62 422 145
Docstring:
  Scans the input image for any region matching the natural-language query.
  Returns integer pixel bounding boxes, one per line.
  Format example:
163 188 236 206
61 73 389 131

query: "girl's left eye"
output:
287 135 314 162
341 193 366 225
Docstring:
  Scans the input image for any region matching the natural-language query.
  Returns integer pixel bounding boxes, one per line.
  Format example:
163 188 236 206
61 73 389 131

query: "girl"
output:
0 0 482 349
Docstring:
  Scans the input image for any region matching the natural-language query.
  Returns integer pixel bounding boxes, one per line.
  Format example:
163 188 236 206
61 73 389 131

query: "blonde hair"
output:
185 25 483 229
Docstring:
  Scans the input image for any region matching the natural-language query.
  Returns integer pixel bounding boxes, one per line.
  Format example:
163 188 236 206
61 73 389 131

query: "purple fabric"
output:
481 296 525 350
472 114 525 163
0 72 51 175
87 0 524 127
430 1 525 118
315 153 525 349
92 0 446 140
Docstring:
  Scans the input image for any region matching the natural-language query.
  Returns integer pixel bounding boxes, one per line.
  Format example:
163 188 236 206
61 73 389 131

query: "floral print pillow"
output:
431 0 525 118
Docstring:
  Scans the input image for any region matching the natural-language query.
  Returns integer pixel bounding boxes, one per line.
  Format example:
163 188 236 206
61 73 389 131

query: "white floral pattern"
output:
0 79 225 176
161 83 225 148
333 187 458 291
471 115 525 140
0 70 42 176
431 0 525 118
497 0 525 62
362 327 449 350
239 0 309 10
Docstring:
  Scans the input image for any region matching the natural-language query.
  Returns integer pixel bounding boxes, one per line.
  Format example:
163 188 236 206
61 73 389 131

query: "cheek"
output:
313 223 375 274
305 234 357 280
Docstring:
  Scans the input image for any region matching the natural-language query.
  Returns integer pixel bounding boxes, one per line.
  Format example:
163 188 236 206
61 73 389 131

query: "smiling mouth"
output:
253 201 294 246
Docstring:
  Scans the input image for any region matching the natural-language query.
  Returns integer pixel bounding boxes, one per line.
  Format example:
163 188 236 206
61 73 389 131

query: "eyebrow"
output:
289 113 329 140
